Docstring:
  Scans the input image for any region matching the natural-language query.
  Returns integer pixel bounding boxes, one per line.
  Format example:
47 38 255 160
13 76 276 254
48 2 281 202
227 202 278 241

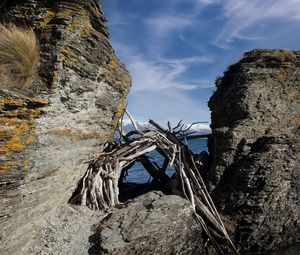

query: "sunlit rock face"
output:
208 49 300 252
0 1 131 254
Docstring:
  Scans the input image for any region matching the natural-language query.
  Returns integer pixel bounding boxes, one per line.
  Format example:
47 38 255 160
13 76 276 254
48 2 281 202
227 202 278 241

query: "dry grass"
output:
0 24 39 90
272 49 296 62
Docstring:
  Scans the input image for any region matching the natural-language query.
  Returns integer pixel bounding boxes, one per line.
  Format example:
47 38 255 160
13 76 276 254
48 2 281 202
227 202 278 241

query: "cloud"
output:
159 56 213 65
213 0 300 48
195 0 217 6
143 12 199 54
145 14 193 37
103 1 217 123
111 41 213 123
114 42 213 93
102 0 300 124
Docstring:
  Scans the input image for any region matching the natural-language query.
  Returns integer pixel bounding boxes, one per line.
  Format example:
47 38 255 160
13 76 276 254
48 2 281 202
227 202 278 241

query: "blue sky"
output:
101 0 300 124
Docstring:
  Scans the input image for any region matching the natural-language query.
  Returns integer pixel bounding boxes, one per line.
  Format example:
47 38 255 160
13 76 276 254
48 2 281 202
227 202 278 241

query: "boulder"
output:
29 204 106 255
208 49 300 252
98 191 204 255
0 1 131 254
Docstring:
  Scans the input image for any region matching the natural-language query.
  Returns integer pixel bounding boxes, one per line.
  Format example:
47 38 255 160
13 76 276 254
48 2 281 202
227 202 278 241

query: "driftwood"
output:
70 116 239 255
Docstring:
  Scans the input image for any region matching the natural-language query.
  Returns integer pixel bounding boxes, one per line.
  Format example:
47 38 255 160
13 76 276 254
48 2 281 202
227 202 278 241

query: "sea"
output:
123 138 300 255
124 138 208 183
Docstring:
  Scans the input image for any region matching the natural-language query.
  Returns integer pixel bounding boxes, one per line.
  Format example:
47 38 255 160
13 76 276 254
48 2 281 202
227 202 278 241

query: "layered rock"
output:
98 191 204 255
31 204 106 255
208 49 300 252
0 1 131 254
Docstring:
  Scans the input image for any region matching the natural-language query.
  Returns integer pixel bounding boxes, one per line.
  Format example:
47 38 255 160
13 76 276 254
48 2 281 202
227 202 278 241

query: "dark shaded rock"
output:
208 49 300 252
0 1 131 254
97 191 204 255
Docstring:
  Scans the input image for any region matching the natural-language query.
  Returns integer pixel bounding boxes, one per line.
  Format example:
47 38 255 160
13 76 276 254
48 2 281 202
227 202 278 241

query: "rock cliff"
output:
208 49 300 252
0 1 131 254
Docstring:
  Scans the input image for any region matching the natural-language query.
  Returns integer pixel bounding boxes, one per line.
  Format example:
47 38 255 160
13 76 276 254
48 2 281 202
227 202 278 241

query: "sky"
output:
101 0 300 124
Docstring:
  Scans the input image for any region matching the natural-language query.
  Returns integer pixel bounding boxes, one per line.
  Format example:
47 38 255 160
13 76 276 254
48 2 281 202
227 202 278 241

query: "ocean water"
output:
123 138 300 254
124 138 208 183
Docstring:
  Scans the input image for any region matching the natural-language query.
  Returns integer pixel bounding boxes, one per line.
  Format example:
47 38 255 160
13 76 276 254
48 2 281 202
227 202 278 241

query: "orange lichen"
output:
7 135 25 152
57 8 89 36
62 47 78 61
102 55 130 94
0 97 25 107
57 52 66 63
36 10 55 30
115 106 125 118
0 120 29 154
56 9 86 18
0 161 18 173
23 160 29 172
65 18 81 35
28 109 42 123
29 97 49 105
80 19 91 37
113 81 128 93
25 135 34 145
111 99 126 127
57 47 79 65
2 109 27 118
0 96 48 172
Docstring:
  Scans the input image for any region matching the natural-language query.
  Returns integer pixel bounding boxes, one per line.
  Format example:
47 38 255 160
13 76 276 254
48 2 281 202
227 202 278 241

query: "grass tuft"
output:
0 24 39 90
272 49 296 62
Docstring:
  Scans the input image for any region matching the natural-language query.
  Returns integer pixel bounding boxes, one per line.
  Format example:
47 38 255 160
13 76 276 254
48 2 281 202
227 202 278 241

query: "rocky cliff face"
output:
0 1 131 254
208 49 300 252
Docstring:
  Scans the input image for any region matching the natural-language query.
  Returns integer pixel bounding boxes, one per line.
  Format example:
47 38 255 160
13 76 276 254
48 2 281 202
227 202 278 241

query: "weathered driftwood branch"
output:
70 119 239 255
125 109 143 134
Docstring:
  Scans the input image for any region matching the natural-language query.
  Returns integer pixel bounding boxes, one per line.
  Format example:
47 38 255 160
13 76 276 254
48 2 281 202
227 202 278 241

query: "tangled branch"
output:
70 118 238 255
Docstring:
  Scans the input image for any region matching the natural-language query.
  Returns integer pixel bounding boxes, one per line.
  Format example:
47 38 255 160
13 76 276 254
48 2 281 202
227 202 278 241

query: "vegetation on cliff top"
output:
0 24 39 90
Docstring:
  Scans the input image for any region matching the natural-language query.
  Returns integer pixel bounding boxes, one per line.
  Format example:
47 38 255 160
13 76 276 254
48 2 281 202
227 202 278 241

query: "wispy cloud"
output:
195 0 217 6
145 14 194 38
112 41 213 123
213 0 300 47
102 0 300 123
114 42 213 92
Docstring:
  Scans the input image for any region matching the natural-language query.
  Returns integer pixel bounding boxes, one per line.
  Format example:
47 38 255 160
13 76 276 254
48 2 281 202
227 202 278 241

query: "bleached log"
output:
125 110 142 134
70 117 239 255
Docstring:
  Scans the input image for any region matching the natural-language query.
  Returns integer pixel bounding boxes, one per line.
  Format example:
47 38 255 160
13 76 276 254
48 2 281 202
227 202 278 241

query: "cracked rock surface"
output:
0 1 130 254
208 49 300 252
98 191 204 255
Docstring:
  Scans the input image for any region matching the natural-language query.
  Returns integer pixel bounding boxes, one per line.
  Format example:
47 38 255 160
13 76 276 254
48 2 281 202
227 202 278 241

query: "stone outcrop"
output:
0 1 131 254
98 191 204 255
31 204 106 255
208 49 300 252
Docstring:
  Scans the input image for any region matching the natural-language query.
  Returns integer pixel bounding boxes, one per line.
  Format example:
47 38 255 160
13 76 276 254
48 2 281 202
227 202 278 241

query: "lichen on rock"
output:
0 1 131 254
208 49 300 252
